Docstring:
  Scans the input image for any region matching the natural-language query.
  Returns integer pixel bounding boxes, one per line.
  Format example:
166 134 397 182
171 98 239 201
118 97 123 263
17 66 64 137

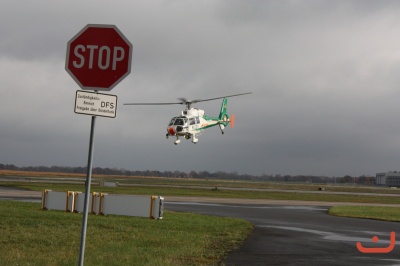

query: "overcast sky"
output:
2 1 400 177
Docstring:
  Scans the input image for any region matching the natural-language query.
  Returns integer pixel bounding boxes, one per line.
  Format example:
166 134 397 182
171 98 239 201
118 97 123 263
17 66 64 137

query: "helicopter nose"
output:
168 126 176 136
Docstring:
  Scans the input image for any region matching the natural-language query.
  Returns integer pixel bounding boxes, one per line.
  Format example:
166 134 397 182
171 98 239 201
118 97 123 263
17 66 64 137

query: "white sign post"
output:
75 90 117 118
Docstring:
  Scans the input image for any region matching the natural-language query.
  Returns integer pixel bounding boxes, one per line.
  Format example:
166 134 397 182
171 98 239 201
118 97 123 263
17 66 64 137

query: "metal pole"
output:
78 114 96 266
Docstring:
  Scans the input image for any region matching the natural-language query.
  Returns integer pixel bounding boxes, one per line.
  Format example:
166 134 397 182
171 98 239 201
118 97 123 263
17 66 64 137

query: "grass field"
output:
1 171 399 264
4 181 400 205
328 206 400 222
2 169 400 195
0 201 253 265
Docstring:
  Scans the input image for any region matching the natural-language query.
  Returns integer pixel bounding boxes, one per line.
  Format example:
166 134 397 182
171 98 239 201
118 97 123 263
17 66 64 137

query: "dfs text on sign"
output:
75 90 117 118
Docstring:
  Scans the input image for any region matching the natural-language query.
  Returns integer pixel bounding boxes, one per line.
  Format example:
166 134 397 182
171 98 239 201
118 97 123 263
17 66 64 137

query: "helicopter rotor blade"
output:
177 98 202 103
190 92 252 104
177 98 192 104
123 102 183 106
124 92 252 106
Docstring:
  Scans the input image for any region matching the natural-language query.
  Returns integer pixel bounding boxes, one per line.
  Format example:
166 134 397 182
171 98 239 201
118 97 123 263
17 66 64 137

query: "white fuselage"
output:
166 108 219 139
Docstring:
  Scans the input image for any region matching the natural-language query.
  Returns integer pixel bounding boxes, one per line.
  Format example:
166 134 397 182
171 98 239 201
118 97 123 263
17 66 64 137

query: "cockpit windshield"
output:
169 117 187 126
174 118 185 125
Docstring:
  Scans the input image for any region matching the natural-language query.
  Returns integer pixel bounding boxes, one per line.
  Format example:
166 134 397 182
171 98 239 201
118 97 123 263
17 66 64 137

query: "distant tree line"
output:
0 163 375 184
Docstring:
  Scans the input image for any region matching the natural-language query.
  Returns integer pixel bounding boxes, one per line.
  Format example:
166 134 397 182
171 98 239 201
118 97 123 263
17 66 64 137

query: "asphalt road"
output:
166 202 400 266
1 187 399 265
0 185 42 201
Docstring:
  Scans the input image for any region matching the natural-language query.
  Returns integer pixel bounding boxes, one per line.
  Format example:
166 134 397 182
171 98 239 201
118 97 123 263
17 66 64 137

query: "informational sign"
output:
74 90 117 118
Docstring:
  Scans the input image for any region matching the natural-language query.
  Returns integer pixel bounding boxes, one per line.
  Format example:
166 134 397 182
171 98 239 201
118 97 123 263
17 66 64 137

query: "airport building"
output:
375 172 400 187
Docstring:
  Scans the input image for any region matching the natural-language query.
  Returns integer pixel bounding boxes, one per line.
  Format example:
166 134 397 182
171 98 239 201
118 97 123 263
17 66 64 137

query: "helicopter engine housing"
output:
182 108 204 117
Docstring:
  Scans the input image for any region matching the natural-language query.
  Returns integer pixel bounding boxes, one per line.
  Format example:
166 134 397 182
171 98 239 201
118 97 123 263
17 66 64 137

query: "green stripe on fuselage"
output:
203 115 219 121
199 115 219 130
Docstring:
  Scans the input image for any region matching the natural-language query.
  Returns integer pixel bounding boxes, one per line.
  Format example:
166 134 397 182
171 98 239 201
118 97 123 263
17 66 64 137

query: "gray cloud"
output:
1 0 400 176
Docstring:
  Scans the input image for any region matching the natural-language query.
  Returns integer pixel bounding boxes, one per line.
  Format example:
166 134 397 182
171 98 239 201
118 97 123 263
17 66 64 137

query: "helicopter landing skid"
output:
191 134 198 144
174 137 181 145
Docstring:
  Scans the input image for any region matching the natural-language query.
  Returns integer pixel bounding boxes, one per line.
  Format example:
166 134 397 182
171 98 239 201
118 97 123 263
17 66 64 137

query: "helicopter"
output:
124 92 252 145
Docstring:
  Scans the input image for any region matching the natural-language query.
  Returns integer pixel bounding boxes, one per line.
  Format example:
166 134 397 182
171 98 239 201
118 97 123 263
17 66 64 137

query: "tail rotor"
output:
230 114 235 128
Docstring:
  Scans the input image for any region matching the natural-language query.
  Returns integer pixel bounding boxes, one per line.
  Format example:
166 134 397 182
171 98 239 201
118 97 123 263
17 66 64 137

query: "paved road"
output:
0 185 42 200
166 201 400 265
1 187 399 265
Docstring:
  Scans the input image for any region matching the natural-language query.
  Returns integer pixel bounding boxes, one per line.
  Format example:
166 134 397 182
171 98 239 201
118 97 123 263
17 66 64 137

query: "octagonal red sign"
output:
66 24 132 91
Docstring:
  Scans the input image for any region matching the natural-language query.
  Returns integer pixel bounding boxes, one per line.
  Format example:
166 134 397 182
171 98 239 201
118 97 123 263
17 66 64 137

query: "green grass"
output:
329 206 400 222
3 169 400 195
0 201 253 265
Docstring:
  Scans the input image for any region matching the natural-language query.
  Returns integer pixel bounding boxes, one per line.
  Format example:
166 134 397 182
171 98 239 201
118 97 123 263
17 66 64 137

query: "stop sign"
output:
66 24 132 91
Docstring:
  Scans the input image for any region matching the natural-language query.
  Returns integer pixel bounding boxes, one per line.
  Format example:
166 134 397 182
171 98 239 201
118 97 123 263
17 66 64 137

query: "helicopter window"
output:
189 118 195 125
174 118 185 125
196 117 200 124
169 118 176 126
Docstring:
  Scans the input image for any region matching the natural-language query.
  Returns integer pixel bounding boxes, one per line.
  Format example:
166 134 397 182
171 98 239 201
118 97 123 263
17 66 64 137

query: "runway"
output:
0 185 42 201
1 186 399 265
